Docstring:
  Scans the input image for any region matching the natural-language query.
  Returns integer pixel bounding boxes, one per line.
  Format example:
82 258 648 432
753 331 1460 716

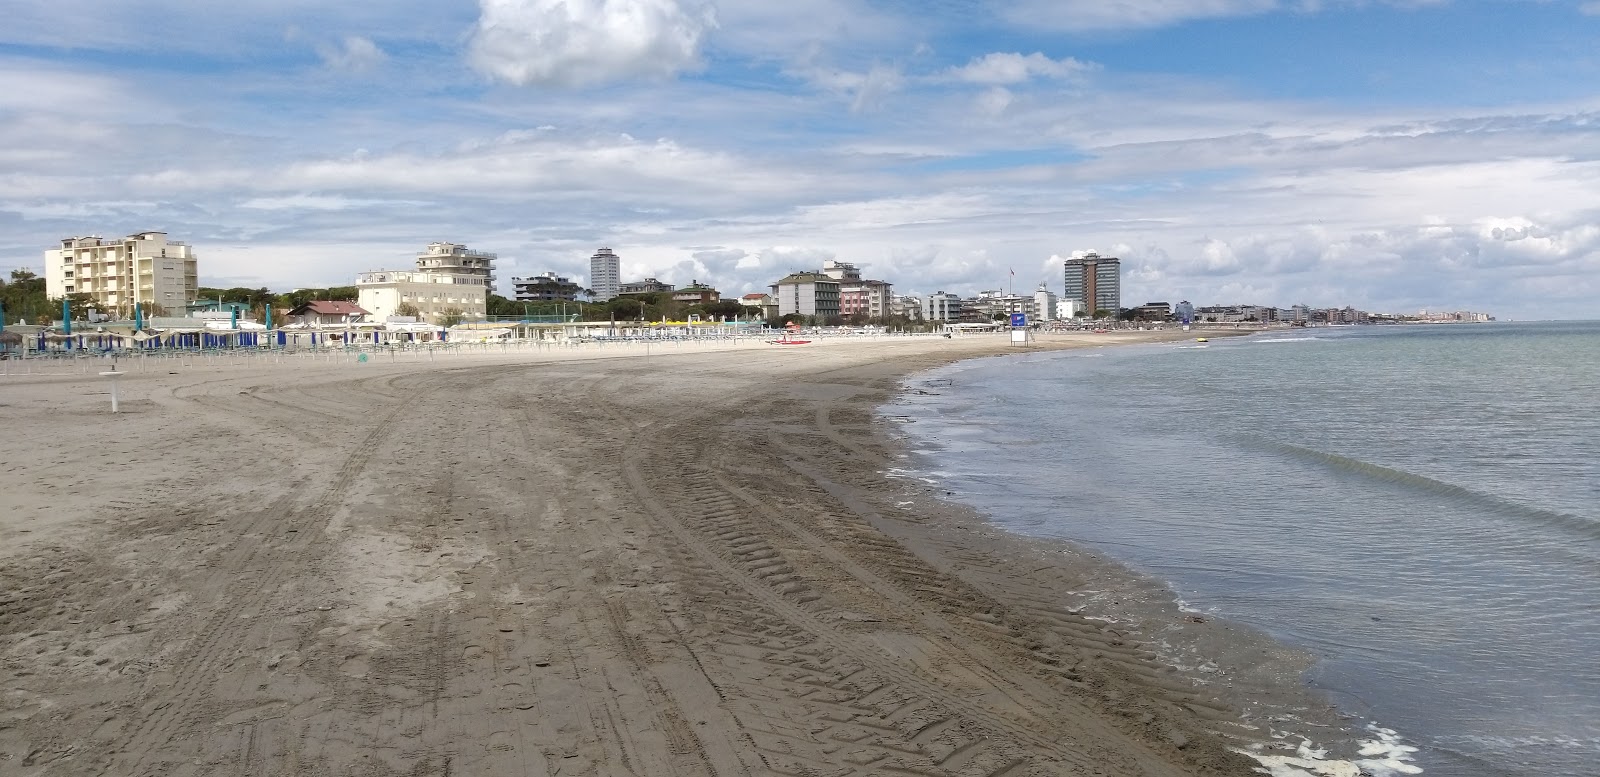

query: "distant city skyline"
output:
3 2 1597 320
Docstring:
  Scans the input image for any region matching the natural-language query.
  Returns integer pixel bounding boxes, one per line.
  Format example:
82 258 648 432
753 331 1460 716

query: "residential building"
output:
285 300 370 326
1033 284 1057 321
589 248 621 301
44 232 198 317
739 293 778 319
820 260 861 282
890 295 923 321
671 281 721 305
1135 301 1172 320
821 260 894 320
968 290 1054 322
1058 298 1083 319
512 272 581 302
841 279 893 319
618 278 675 296
770 272 841 319
1063 252 1121 317
356 242 497 324
1174 300 1196 323
922 291 961 322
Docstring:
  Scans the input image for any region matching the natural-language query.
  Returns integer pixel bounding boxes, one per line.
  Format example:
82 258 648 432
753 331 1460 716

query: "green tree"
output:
395 302 421 318
1 269 49 324
51 293 100 322
439 308 465 328
699 300 745 320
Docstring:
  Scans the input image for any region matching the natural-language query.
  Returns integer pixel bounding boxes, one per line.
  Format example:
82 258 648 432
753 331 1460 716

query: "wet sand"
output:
1 331 1343 776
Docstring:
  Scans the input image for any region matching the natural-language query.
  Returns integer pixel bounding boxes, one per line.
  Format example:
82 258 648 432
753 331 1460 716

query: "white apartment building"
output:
820 260 861 282
357 271 487 322
590 248 621 301
357 241 496 324
415 242 496 292
44 232 198 317
1033 284 1058 321
922 291 961 322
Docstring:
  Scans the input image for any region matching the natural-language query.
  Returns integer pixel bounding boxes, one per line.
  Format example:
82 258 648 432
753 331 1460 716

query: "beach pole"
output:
100 366 122 412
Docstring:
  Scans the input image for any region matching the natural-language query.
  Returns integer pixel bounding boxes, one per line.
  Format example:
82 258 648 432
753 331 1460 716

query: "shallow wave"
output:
1261 441 1600 542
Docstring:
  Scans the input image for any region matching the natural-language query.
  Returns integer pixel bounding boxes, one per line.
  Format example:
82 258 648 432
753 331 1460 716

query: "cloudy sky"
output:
3 1 1598 318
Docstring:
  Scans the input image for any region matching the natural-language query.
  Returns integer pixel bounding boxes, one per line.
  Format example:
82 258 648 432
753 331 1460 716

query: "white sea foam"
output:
1256 337 1320 343
1237 726 1422 777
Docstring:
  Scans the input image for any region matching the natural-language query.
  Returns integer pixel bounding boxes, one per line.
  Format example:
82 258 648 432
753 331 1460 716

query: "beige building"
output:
357 242 496 324
44 232 198 317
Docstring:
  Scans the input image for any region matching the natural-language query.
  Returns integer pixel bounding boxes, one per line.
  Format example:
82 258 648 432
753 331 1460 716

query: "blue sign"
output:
1009 313 1027 327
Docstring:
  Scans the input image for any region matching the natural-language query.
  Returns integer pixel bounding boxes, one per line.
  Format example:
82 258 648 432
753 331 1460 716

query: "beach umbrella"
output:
134 302 142 332
265 304 272 331
231 308 239 330
62 298 71 336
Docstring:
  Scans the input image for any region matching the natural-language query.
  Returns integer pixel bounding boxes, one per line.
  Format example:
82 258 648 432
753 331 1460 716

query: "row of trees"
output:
0 270 105 324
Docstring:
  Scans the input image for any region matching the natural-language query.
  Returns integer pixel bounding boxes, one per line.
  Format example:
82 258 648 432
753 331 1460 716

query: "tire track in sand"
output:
105 376 437 776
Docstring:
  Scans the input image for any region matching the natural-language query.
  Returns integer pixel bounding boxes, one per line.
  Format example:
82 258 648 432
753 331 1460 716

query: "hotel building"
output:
44 232 198 317
357 242 496 323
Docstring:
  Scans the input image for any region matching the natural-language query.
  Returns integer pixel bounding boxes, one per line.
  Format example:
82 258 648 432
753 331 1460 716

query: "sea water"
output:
889 322 1600 777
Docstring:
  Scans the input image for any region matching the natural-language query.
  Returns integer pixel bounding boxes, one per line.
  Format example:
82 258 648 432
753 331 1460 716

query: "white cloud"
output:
999 0 1279 31
977 87 1014 116
0 1 463 53
317 36 387 73
946 52 1096 85
1581 1 1600 15
994 0 1451 32
468 0 717 87
850 64 905 113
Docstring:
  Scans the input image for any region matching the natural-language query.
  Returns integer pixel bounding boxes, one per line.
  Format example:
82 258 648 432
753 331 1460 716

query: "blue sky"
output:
3 0 1599 318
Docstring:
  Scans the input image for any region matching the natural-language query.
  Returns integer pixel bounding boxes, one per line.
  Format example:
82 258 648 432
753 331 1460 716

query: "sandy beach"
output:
0 331 1335 776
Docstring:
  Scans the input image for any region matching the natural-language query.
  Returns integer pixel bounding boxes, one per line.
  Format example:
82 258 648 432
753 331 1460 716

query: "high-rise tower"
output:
1063 252 1121 317
589 248 621 301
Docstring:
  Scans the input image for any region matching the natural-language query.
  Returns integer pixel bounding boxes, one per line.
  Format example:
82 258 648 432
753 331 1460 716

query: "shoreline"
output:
0 329 1366 776
875 333 1392 776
